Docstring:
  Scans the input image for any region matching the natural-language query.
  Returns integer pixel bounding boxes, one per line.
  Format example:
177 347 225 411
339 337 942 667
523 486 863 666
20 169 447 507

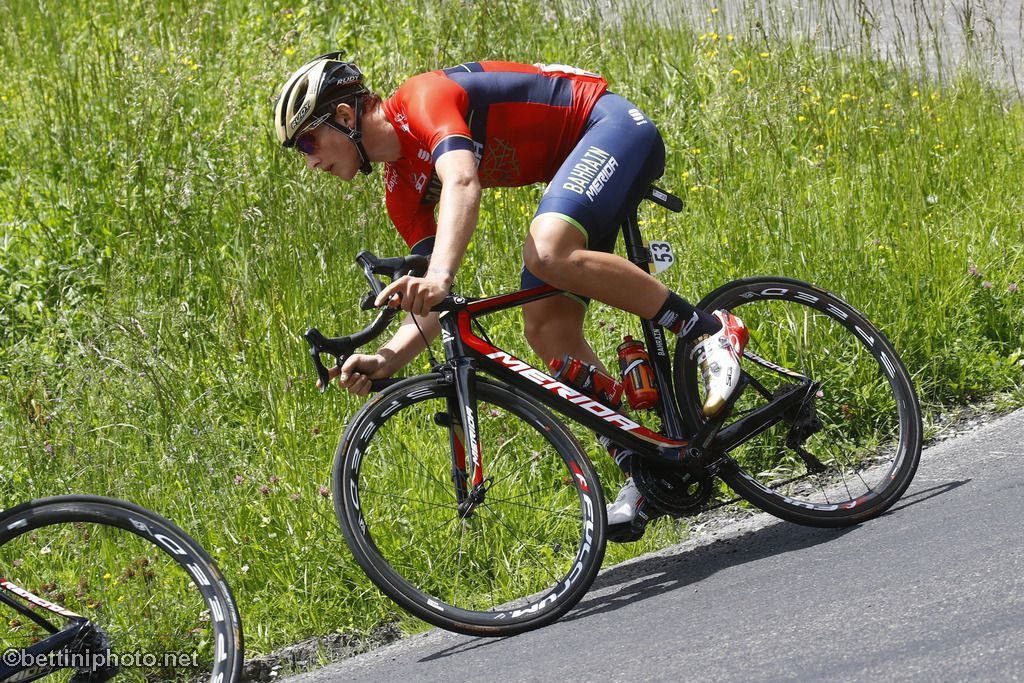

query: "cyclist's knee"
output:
524 218 586 285
522 247 558 284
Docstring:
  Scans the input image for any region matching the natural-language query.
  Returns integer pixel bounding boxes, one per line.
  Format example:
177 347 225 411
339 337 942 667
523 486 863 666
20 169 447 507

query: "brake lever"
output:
304 328 355 393
356 251 429 295
306 252 430 393
360 291 376 312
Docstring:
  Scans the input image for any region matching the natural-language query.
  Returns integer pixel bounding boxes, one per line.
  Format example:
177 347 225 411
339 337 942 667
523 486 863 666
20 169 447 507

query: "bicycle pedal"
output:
606 519 648 544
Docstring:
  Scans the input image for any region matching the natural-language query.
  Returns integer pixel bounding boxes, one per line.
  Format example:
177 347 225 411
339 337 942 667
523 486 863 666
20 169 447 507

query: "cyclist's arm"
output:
332 312 440 395
426 149 481 285
375 149 480 315
375 312 441 374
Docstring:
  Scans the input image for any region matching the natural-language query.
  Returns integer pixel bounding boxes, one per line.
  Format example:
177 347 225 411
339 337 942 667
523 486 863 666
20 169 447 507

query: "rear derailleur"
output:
775 383 827 473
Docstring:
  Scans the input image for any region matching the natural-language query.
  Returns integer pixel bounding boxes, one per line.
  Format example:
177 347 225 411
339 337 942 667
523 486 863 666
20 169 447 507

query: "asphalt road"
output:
287 408 1024 682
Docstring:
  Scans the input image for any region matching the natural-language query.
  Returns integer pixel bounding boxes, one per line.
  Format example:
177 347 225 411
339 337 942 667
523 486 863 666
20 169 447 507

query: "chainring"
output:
631 458 714 517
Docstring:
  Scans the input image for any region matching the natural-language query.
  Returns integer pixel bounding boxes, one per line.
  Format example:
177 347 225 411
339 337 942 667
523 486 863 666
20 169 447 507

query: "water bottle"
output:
616 336 660 410
548 355 623 409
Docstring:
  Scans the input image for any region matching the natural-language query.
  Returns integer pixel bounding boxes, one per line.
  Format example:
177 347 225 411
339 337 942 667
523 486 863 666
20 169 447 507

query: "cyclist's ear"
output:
335 102 356 127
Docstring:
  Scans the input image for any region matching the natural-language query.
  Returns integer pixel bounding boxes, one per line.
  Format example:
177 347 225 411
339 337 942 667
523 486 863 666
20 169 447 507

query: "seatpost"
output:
621 204 650 267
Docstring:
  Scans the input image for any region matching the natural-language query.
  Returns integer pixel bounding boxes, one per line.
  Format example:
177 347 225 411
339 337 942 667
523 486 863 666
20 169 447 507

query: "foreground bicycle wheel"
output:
676 277 922 527
334 375 606 637
0 496 243 682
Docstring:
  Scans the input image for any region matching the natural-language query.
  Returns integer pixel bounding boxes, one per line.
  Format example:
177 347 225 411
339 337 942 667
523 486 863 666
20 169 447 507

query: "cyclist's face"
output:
299 107 361 180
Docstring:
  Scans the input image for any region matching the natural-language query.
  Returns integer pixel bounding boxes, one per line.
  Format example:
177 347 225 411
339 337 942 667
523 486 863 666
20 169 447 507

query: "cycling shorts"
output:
520 91 666 298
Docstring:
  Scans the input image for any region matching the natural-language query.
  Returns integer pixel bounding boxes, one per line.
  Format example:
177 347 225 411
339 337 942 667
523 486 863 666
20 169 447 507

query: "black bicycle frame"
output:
433 287 813 476
424 199 816 485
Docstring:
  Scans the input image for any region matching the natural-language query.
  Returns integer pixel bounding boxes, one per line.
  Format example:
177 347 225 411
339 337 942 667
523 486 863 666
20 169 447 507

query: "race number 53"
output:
647 241 674 274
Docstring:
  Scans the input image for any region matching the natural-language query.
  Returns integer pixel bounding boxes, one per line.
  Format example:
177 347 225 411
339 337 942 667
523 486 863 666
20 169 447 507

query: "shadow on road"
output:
419 477 970 662
572 518 852 623
420 517 849 662
885 480 970 515
571 477 971 623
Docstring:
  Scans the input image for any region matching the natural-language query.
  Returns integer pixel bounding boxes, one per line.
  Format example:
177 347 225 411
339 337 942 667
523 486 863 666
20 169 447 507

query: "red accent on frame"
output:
456 310 687 449
466 285 559 316
452 425 468 476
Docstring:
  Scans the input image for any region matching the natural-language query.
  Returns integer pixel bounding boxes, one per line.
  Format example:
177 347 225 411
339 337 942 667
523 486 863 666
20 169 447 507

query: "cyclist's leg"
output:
525 92 746 417
524 217 667 318
521 273 634 481
522 294 597 366
522 92 696 324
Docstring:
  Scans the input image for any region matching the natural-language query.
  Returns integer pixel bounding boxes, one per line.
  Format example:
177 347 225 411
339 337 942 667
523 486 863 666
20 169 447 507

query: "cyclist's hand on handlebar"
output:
374 274 450 317
321 353 389 396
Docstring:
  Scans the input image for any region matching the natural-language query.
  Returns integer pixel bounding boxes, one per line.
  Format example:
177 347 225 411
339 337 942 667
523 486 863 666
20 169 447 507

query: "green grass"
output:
2 0 1022 659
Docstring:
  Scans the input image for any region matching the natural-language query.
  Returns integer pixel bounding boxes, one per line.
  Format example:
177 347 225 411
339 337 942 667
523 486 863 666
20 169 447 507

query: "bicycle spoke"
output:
335 378 605 634
476 503 567 588
680 278 921 526
356 486 459 513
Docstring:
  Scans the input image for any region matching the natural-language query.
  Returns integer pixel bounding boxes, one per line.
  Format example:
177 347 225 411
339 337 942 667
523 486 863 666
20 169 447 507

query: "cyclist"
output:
275 54 747 541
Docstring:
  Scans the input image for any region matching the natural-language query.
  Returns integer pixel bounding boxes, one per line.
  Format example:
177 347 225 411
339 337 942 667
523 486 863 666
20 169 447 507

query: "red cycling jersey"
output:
380 61 608 254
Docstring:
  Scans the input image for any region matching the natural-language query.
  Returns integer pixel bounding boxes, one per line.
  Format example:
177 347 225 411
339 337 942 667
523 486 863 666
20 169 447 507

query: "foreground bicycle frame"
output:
306 186 922 636
429 281 815 494
0 578 95 682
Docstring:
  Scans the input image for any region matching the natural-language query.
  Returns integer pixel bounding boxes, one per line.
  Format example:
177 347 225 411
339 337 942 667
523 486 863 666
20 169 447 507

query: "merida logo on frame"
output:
485 351 642 431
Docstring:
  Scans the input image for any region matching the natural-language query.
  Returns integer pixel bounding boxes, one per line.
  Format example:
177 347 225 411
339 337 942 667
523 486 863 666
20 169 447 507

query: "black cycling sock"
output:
599 435 633 474
652 291 720 342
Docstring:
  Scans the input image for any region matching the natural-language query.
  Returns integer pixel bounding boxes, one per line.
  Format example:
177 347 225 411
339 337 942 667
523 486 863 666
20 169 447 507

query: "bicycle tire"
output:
674 277 922 527
333 374 607 637
0 495 244 682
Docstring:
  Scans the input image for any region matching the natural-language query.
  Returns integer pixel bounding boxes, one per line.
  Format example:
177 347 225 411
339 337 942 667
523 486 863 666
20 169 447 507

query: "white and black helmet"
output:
274 51 373 173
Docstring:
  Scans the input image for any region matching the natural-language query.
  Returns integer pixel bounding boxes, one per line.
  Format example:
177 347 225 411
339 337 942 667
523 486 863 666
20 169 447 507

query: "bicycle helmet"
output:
274 51 373 174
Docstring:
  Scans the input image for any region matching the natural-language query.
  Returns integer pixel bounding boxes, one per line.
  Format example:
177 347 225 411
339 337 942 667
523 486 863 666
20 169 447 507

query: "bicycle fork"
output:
438 332 490 519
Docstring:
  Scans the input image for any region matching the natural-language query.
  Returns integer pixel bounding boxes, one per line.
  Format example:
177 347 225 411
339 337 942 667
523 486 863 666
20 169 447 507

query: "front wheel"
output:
333 375 607 637
675 277 922 527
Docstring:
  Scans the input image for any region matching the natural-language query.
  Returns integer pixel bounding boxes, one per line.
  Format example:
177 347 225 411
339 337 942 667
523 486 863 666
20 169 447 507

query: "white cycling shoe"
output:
606 477 653 543
691 309 748 418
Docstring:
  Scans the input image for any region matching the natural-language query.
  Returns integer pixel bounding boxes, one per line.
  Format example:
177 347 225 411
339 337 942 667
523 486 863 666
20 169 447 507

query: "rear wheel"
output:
675 278 922 527
333 375 606 636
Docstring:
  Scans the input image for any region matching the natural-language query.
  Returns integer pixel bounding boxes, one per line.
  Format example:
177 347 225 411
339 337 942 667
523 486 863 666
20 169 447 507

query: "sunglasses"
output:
293 113 333 155
295 128 318 155
294 117 353 156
